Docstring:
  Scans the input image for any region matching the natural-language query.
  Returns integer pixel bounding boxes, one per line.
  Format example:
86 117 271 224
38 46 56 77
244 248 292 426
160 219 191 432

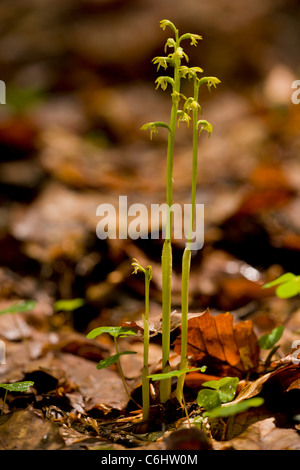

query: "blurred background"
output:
0 0 300 334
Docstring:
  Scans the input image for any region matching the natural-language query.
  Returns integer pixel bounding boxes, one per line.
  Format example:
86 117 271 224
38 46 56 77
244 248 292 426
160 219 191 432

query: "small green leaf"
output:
0 381 34 392
262 273 300 299
197 389 221 410
54 298 85 312
203 377 239 403
0 300 36 316
87 326 137 340
258 325 285 350
276 280 300 299
218 377 239 403
203 397 264 418
262 273 296 289
96 351 137 370
148 366 206 381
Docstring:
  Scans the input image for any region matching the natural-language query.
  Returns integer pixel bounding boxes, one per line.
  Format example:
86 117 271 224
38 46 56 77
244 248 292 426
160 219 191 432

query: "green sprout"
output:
0 381 34 415
86 326 138 406
148 366 206 425
262 273 300 299
258 325 285 367
131 258 152 421
197 377 240 410
142 19 220 405
196 376 264 419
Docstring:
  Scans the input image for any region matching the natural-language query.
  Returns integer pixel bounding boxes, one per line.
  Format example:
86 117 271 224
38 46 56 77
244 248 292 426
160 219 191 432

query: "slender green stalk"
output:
142 267 151 420
132 259 152 420
160 29 182 404
176 77 200 403
141 21 219 407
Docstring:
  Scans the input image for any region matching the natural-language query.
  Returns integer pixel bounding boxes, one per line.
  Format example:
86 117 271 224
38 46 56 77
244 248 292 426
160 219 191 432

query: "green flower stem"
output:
160 239 173 403
160 32 182 404
176 78 200 403
142 269 151 421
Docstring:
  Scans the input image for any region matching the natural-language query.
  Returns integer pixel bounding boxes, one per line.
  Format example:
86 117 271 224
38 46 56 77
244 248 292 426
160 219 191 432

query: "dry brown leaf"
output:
173 308 259 376
222 417 300 450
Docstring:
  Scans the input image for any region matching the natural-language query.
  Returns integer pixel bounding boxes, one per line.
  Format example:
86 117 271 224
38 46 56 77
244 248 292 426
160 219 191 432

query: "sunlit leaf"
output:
276 280 300 298
54 298 85 312
0 381 34 392
87 326 137 340
197 389 221 410
262 273 296 289
203 397 264 418
203 377 239 403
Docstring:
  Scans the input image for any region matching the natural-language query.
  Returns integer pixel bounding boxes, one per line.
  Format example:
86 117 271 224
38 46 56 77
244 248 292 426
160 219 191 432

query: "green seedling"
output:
262 273 300 298
197 376 239 411
148 366 206 425
87 326 138 405
197 376 264 420
142 19 220 404
258 325 284 350
258 325 285 367
0 381 34 415
132 259 152 421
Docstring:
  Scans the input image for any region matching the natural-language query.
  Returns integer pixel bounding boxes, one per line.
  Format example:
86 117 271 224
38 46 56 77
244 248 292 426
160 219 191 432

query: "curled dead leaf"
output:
173 308 259 377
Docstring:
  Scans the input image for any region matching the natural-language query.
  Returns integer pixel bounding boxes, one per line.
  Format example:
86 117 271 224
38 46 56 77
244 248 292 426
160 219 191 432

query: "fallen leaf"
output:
0 410 64 450
223 417 300 450
173 309 259 376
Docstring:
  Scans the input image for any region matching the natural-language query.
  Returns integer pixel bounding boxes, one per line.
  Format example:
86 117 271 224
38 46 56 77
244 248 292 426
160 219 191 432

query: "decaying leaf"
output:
0 410 64 450
221 417 300 450
173 308 260 376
